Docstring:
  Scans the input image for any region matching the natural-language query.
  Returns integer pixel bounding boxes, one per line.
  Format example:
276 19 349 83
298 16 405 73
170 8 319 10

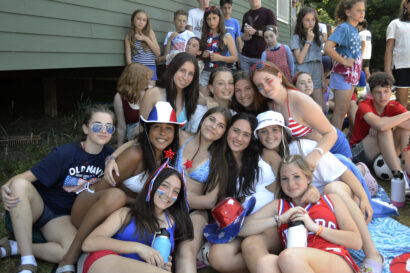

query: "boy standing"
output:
240 0 276 72
358 19 372 81
350 72 410 189
187 0 210 38
159 9 195 65
220 0 242 54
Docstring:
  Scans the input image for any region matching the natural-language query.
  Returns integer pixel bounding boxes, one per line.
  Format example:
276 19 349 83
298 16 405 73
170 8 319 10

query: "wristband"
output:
313 147 324 156
305 41 312 45
105 155 116 165
315 225 324 236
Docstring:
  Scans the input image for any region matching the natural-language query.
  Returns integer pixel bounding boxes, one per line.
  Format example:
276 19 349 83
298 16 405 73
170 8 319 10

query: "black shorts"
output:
362 59 370 68
34 202 66 229
392 67 410 88
351 141 374 168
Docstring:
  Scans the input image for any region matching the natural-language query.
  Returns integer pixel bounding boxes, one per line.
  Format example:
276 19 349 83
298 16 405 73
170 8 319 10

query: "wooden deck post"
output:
43 77 58 117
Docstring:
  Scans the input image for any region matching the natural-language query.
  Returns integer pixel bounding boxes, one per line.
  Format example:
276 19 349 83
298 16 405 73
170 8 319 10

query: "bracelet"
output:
105 155 116 165
305 41 312 45
315 225 324 236
313 147 324 156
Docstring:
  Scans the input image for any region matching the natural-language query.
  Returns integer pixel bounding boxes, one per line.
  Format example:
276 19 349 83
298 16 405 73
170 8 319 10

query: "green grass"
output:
0 114 409 273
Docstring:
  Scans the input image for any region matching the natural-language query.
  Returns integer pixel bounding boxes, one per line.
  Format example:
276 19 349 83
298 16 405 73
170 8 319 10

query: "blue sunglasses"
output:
91 122 115 134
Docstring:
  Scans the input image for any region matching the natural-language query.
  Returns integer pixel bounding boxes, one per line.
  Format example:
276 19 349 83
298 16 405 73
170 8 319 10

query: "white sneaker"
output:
196 241 211 266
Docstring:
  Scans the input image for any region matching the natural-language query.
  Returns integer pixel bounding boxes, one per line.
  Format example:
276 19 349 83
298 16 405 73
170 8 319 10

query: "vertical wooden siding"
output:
0 0 290 71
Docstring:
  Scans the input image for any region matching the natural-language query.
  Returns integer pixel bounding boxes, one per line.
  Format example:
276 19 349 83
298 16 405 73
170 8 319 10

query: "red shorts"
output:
83 250 119 273
325 247 359 273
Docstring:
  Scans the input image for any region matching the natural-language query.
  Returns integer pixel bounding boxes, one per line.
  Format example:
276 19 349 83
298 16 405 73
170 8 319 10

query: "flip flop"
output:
55 264 75 273
16 264 37 273
0 237 12 258
357 162 378 197
361 255 385 273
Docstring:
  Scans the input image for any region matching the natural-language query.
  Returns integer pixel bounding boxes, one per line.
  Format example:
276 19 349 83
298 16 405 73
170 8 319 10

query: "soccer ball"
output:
373 154 393 180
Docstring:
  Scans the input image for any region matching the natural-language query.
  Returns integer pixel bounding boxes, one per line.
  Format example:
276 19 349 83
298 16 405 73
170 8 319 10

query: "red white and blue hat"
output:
140 101 186 127
204 196 256 244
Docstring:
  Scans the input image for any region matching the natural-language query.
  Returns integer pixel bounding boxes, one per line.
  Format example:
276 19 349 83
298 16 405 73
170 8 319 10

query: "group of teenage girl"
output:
2 0 406 272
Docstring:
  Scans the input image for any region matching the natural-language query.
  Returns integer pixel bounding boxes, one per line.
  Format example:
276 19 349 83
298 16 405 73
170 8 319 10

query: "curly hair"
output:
117 63 153 103
334 0 365 24
368 71 394 92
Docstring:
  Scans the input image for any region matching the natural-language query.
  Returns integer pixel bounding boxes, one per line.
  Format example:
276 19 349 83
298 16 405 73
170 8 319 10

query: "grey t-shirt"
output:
290 34 322 63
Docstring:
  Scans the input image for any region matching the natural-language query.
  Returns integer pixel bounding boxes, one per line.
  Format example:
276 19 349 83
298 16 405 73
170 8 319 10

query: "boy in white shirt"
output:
157 9 195 65
358 19 372 80
187 0 210 38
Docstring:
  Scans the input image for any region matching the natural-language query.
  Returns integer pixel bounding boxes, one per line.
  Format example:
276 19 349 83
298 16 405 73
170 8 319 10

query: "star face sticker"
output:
164 148 175 160
184 159 193 169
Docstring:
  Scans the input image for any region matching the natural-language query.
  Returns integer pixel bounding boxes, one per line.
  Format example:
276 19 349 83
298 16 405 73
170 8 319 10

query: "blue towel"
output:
334 154 398 218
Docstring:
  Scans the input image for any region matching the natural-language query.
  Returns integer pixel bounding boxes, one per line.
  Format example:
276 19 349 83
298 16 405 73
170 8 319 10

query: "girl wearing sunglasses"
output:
249 61 337 172
0 105 115 273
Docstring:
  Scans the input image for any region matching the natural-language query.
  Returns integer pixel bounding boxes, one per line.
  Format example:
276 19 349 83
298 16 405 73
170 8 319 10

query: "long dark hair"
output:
122 167 193 243
158 52 199 121
201 6 227 51
138 122 179 175
198 107 232 194
225 113 260 199
294 7 321 47
231 70 269 114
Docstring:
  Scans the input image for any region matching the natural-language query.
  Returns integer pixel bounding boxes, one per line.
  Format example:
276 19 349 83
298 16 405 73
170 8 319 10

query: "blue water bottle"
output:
152 228 171 264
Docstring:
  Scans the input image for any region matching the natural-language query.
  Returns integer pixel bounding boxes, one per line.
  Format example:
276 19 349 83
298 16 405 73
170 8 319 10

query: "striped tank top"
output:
132 40 156 66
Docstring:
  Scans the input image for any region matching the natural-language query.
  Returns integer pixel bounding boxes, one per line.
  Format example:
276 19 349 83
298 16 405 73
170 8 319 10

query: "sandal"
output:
360 255 385 273
16 264 37 273
357 162 378 197
55 264 75 273
0 237 12 258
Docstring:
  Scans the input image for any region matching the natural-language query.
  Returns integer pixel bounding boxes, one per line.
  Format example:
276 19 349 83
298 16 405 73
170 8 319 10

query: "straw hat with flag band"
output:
204 196 256 244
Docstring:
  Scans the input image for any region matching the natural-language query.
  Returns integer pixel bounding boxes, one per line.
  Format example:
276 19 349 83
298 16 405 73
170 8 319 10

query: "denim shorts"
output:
146 65 158 81
199 70 211 86
329 72 352 90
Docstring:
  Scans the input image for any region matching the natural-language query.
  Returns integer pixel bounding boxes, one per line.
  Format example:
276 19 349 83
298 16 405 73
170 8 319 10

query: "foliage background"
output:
303 0 402 72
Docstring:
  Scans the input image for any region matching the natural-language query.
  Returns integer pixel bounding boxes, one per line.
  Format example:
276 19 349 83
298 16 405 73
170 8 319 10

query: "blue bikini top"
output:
113 212 175 261
176 137 210 183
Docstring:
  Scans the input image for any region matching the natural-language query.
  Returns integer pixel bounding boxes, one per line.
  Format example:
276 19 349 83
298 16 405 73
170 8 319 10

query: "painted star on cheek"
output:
184 159 193 169
164 149 175 160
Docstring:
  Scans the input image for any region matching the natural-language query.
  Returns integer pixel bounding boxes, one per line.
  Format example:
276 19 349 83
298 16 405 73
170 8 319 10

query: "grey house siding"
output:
0 0 290 71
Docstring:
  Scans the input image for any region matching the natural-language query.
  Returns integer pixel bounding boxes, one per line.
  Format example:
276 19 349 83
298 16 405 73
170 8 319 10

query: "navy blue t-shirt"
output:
31 142 113 215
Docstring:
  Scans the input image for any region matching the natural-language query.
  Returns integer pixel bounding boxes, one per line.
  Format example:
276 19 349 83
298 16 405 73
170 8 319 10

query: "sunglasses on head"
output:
91 122 115 134
248 61 273 78
205 5 218 12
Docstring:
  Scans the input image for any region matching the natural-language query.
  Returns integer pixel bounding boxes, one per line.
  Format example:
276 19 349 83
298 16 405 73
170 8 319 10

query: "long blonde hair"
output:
128 10 152 53
273 155 312 201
